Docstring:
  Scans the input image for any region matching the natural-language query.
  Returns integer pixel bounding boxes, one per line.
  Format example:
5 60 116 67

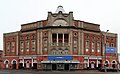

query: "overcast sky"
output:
0 0 120 53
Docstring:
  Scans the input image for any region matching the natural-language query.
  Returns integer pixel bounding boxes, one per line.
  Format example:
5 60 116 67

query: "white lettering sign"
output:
24 57 32 59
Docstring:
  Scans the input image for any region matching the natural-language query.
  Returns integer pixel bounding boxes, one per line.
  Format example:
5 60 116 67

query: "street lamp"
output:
104 30 109 72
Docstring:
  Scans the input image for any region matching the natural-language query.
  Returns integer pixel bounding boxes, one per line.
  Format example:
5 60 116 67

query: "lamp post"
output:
104 30 109 72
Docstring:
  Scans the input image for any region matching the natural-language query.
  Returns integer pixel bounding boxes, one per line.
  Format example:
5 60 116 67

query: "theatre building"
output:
3 6 118 70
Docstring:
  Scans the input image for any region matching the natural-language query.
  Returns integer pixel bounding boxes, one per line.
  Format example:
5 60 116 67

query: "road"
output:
0 70 119 74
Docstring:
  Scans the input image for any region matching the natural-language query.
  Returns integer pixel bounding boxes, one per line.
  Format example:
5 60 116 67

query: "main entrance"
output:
52 63 69 70
41 56 79 71
52 64 57 70
12 60 17 69
41 63 79 71
64 64 69 70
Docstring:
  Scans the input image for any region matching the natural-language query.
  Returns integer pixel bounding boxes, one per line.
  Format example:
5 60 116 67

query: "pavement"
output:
0 69 119 74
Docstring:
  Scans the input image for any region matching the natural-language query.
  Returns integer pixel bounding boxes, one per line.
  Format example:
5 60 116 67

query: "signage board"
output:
84 56 102 60
48 56 72 60
24 56 32 59
106 47 116 54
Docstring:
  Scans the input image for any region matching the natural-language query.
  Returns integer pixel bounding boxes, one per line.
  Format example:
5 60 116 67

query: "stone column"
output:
88 57 89 67
37 31 40 54
57 33 58 46
40 31 42 54
23 58 24 67
96 59 98 68
32 58 33 67
63 34 64 46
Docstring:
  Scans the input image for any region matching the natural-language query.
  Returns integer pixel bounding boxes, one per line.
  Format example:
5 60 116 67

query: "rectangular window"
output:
86 34 89 39
86 48 89 52
74 38 77 44
97 47 100 53
32 41 35 46
86 41 89 46
92 48 94 52
92 42 95 53
44 38 47 44
44 47 47 52
92 35 94 40
65 50 69 54
97 42 101 53
58 34 63 43
86 41 89 52
59 50 62 55
52 33 57 43
20 41 24 52
7 42 10 52
21 42 24 46
11 42 15 52
26 36 29 40
32 40 35 48
64 34 69 43
26 48 29 52
26 41 29 48
52 50 56 55
92 42 94 47
74 47 77 52
21 48 24 52
32 48 35 52
32 35 35 40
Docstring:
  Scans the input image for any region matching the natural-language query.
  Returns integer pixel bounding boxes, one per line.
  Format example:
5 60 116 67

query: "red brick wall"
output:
19 32 37 55
5 35 17 56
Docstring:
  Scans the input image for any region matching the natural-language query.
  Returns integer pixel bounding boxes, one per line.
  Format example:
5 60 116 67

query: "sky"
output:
0 0 120 53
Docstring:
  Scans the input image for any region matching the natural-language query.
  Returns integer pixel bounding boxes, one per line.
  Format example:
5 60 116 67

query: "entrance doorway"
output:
33 63 37 69
105 61 109 67
52 64 57 70
90 62 95 69
57 64 64 70
12 61 16 69
5 61 9 69
112 61 116 68
64 64 69 70
98 64 101 69
19 63 24 69
26 61 30 69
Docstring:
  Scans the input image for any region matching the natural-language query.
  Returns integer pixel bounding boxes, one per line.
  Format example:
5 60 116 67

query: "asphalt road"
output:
0 70 119 74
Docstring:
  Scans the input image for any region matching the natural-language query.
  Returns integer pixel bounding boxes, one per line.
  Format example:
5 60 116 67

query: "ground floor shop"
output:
41 63 78 70
2 56 118 70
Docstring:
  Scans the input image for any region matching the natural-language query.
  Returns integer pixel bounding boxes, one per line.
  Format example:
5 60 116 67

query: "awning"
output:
41 60 80 63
